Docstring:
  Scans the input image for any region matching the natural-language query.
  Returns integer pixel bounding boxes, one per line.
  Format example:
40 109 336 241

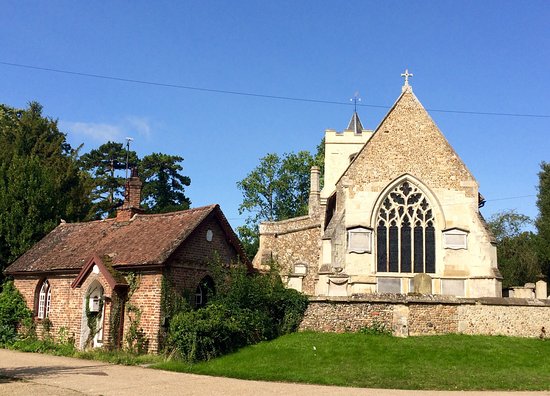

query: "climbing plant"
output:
159 274 191 350
124 272 148 354
84 293 104 349
108 292 123 350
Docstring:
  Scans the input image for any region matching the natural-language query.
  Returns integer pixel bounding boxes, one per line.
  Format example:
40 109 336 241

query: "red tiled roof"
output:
5 204 247 274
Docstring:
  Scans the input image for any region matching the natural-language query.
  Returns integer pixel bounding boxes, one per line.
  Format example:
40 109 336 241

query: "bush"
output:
166 263 309 362
168 303 265 362
0 281 32 345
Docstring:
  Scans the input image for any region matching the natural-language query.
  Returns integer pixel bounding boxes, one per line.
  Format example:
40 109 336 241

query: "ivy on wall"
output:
84 292 104 349
124 272 148 353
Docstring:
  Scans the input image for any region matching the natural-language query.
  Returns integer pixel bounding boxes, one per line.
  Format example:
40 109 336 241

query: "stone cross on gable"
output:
401 69 413 86
401 69 413 92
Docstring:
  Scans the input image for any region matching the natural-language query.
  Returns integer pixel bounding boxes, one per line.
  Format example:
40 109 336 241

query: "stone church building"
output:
254 74 502 298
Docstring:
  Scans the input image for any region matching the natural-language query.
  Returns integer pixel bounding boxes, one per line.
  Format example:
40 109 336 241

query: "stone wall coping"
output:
308 294 550 307
260 219 321 235
261 215 311 226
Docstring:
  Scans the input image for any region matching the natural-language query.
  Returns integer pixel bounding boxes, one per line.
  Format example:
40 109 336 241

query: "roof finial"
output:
350 91 361 113
401 69 413 92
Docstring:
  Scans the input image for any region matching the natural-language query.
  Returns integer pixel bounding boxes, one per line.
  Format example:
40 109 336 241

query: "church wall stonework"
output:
255 216 321 295
344 90 475 198
299 296 550 338
457 303 550 337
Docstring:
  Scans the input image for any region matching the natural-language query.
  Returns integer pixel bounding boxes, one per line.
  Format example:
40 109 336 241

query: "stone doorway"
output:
80 280 105 349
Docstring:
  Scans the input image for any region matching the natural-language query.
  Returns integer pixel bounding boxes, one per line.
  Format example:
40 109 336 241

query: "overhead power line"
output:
1 61 549 119
485 194 537 202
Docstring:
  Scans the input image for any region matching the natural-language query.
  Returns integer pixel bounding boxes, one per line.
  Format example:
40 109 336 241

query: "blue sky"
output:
1 1 549 229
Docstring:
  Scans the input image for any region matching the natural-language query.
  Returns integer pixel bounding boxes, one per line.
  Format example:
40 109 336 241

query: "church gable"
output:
342 88 477 198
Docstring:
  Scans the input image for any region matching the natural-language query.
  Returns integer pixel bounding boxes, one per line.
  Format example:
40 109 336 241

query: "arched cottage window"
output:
376 181 435 274
37 279 52 319
195 276 215 308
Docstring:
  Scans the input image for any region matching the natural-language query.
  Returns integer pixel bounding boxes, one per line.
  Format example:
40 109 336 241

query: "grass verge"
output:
5 338 163 366
154 332 550 390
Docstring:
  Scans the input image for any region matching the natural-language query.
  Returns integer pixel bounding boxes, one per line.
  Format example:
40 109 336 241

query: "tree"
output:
79 141 139 219
488 210 540 288
536 161 550 279
140 153 191 213
0 102 91 281
80 144 191 216
237 151 319 224
236 143 324 260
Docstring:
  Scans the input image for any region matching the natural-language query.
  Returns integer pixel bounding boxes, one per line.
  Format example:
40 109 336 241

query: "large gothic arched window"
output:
376 181 436 273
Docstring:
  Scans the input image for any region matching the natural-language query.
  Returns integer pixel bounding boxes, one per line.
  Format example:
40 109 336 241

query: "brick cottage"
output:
4 171 250 352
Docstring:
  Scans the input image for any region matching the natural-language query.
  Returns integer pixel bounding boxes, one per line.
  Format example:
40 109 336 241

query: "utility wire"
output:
2 61 549 119
485 194 536 202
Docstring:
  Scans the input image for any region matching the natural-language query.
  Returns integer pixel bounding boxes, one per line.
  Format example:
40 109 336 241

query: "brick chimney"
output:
116 167 144 222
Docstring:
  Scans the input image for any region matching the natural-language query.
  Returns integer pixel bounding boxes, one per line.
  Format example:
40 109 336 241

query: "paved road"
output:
1 349 549 396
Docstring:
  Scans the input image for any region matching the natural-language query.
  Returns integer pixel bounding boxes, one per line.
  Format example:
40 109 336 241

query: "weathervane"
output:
350 91 361 112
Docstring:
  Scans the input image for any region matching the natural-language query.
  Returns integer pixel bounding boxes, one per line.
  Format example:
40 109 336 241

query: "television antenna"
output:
125 137 134 179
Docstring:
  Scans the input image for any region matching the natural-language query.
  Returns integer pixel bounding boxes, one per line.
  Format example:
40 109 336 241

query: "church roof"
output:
337 84 476 194
5 204 249 275
346 111 364 134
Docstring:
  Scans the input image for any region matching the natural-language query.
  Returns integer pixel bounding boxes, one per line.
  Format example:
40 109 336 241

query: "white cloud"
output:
60 121 124 142
125 116 152 139
60 117 154 144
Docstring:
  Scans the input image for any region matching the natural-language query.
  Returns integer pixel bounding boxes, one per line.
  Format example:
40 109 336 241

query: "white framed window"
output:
443 228 468 250
195 276 215 308
195 284 205 307
347 227 372 253
37 280 51 319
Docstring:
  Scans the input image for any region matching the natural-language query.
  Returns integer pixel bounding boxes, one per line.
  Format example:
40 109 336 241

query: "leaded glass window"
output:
376 181 436 273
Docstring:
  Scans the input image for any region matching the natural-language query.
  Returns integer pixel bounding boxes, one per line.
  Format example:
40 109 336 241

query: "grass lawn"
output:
154 332 550 390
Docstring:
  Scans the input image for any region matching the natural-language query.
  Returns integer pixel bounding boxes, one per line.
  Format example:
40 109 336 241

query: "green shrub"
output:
168 303 264 362
166 262 309 362
0 281 32 345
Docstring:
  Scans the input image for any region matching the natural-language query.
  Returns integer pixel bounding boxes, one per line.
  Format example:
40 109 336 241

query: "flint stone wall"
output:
256 216 321 295
300 295 550 338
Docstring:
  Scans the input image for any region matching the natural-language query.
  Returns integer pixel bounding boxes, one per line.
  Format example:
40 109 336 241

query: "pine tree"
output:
79 141 139 219
140 153 191 213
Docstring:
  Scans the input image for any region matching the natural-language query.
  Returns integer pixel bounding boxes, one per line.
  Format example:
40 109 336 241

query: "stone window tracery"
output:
376 181 436 273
